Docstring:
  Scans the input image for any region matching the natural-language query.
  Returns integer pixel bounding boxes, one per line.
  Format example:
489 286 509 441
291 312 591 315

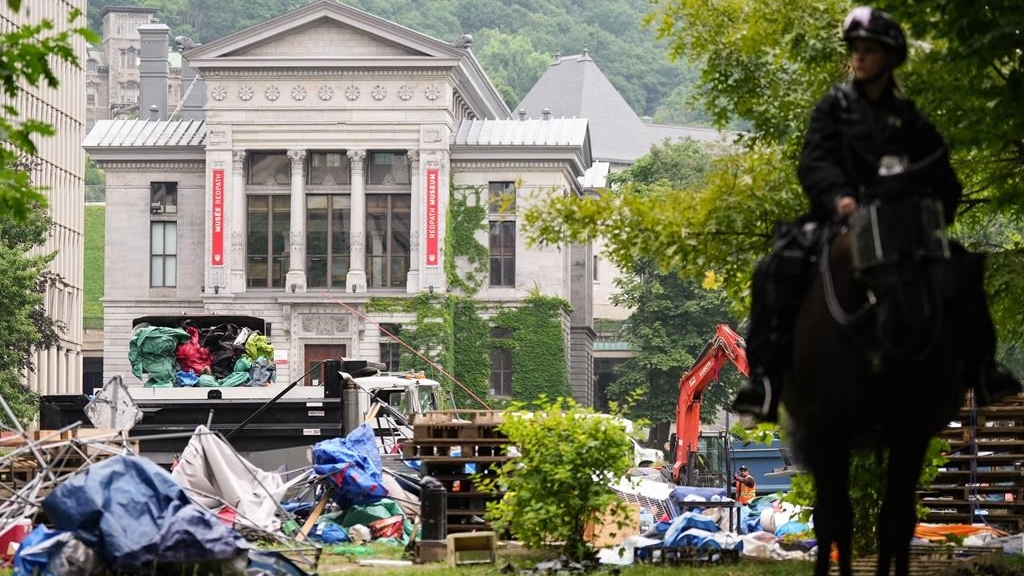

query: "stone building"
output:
86 6 183 131
84 1 597 405
2 1 87 395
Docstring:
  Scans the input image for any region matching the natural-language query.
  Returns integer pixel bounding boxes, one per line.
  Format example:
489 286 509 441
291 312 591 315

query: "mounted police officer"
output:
732 6 1021 422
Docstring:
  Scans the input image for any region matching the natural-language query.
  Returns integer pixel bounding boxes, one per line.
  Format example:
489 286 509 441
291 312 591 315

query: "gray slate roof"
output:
517 53 726 164
83 119 206 148
452 118 588 147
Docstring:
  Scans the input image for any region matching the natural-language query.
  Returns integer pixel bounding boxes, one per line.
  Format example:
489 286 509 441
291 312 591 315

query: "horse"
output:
784 186 967 576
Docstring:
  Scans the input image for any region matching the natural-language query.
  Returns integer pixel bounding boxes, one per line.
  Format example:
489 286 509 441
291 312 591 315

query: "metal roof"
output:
452 118 588 147
82 119 206 148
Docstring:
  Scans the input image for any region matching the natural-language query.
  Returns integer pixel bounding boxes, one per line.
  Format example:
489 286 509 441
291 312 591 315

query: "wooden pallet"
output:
923 392 1024 533
410 412 510 535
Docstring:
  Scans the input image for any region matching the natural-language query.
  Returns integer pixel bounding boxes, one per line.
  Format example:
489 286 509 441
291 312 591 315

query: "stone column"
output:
229 150 247 293
347 149 367 292
406 149 421 292
285 149 307 292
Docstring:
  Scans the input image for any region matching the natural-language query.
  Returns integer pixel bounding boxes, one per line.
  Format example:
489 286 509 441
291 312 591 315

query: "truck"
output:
40 315 445 471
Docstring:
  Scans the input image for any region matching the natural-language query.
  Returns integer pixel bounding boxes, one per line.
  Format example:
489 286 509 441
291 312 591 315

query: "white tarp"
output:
170 425 309 532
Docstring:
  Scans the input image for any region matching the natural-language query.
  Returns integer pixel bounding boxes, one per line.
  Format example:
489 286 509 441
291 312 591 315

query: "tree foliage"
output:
527 1 1024 350
0 206 62 427
479 397 633 562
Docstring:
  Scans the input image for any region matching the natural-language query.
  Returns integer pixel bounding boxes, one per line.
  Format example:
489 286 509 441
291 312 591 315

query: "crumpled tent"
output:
312 424 388 507
40 454 248 571
170 425 310 532
129 326 190 387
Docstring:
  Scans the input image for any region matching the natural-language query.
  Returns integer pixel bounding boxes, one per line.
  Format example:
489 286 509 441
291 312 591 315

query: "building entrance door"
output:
304 344 346 386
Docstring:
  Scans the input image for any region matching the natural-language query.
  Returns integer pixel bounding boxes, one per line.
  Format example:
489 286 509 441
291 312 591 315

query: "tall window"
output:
366 151 410 186
122 81 138 104
306 195 351 288
366 194 410 288
488 182 517 287
246 195 290 288
308 152 351 186
379 323 402 372
150 222 177 287
120 46 138 68
489 327 513 397
248 152 291 186
86 82 96 105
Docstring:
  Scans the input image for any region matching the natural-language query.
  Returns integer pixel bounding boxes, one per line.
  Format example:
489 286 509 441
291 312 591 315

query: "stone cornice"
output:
451 159 571 170
92 160 207 170
202 67 453 78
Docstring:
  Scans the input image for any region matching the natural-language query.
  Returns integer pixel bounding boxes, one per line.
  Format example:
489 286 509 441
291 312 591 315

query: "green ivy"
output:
366 184 572 407
493 292 572 402
445 184 489 296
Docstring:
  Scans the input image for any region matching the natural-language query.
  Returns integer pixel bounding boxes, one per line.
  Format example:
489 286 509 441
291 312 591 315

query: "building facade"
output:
86 6 183 131
84 1 597 404
1 1 87 395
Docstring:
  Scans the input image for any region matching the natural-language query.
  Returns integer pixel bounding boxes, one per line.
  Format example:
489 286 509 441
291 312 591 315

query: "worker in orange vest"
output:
734 465 756 505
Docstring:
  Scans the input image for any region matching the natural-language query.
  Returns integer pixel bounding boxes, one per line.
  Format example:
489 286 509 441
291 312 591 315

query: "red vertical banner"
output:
425 167 439 266
211 168 225 266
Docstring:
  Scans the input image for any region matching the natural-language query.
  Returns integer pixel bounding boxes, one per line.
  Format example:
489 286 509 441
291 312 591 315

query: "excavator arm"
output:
671 324 749 483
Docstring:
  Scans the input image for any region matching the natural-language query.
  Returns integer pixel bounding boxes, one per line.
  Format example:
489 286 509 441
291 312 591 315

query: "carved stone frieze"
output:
300 314 350 336
204 69 449 79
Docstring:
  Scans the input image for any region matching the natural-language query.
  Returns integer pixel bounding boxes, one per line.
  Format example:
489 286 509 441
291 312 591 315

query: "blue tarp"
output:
312 423 388 507
663 511 721 547
40 455 247 571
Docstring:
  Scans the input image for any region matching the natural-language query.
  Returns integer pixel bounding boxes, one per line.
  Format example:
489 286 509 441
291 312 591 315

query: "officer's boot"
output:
732 259 782 423
956 252 1022 406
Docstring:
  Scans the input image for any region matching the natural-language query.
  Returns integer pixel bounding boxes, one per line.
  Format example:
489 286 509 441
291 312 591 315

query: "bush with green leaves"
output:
478 397 634 562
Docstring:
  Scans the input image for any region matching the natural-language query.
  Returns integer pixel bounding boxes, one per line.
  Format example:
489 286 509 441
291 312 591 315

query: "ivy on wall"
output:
367 183 572 406
492 292 572 403
445 184 489 296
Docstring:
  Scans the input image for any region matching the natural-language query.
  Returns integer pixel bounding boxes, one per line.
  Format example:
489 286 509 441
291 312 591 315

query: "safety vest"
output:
736 478 756 504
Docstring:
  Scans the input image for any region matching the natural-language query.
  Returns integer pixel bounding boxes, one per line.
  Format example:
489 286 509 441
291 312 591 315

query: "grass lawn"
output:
84 204 104 330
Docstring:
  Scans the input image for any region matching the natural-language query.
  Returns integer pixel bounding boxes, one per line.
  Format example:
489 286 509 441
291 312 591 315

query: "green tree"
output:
0 1 93 427
0 206 63 426
596 139 742 443
609 267 742 445
480 397 633 562
85 155 105 202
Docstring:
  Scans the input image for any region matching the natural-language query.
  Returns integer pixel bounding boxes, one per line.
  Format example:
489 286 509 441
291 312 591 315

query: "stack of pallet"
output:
921 392 1024 533
404 410 510 533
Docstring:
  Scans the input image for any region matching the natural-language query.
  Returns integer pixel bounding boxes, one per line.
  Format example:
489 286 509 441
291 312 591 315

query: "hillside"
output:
86 0 708 124
84 204 104 330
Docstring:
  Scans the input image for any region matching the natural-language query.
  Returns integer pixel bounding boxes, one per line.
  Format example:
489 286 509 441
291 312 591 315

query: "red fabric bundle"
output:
175 326 213 374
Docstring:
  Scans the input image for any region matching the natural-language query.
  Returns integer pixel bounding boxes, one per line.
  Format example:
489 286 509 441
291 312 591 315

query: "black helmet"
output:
739 465 748 472
842 6 907 67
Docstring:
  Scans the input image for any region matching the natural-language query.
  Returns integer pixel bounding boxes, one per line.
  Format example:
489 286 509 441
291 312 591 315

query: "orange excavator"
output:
671 324 749 483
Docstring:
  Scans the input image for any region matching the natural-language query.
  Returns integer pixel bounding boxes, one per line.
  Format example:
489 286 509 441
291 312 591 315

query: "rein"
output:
820 227 874 327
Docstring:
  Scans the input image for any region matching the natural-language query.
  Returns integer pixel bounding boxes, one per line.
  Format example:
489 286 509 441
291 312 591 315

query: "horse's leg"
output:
876 439 929 576
810 446 853 576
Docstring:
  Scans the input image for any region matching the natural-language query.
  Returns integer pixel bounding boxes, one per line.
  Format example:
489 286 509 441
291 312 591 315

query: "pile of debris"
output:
1 382 423 575
129 317 276 388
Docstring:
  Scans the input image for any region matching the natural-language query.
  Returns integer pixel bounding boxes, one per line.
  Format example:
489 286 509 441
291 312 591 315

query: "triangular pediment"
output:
227 18 426 58
184 0 463 64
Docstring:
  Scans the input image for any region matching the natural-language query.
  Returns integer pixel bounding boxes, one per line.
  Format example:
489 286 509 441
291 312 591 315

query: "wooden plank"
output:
295 486 333 543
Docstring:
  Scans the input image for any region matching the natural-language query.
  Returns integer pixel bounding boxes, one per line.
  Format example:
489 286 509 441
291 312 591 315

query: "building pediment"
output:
184 0 464 68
